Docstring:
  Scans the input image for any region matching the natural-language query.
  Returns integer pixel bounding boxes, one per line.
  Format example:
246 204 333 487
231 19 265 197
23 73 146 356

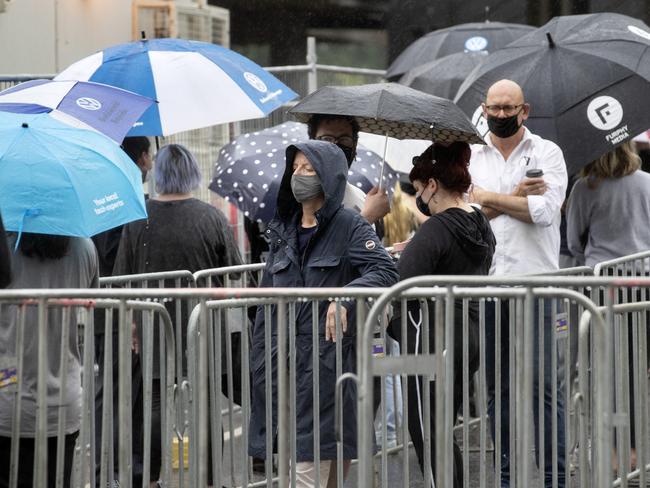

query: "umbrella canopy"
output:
0 79 154 143
357 132 430 174
0 112 147 237
289 83 484 144
56 38 298 136
386 21 535 80
398 51 488 100
208 122 399 223
454 13 650 175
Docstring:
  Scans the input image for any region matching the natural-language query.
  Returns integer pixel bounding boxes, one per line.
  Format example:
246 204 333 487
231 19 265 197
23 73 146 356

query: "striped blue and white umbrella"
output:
56 38 298 136
0 79 154 143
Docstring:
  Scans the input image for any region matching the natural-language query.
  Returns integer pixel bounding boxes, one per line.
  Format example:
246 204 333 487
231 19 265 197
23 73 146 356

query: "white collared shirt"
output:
470 127 568 276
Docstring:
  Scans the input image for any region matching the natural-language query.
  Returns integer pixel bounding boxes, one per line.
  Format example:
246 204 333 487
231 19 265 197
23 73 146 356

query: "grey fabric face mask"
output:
291 174 323 203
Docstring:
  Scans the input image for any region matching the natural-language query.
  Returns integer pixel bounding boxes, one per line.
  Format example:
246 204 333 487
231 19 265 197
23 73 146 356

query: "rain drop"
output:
260 203 266 208
243 169 249 175
258 170 264 176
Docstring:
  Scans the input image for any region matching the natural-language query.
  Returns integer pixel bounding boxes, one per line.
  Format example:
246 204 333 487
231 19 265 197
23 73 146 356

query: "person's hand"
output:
361 187 390 224
132 322 140 355
391 239 411 253
325 302 347 342
514 177 547 197
468 185 486 205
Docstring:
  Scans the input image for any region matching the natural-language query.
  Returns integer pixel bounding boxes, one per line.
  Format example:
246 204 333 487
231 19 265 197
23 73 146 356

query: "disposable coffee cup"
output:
525 168 544 178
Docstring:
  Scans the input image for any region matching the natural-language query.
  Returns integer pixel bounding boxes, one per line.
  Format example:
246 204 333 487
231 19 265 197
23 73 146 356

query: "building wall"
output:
0 0 132 75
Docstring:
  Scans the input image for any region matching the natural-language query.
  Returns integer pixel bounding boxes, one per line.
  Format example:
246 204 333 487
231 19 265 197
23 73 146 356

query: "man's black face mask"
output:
487 113 522 139
337 144 355 166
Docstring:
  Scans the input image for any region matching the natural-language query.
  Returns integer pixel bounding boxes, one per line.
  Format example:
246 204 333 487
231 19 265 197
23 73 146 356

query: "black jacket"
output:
249 140 399 462
390 206 496 375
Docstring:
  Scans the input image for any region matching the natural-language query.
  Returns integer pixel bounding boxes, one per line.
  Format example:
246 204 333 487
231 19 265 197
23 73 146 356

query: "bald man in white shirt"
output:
469 79 568 488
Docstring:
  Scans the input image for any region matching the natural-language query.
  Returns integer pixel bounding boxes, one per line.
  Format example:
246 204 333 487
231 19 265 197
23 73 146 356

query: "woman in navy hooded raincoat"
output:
248 140 398 487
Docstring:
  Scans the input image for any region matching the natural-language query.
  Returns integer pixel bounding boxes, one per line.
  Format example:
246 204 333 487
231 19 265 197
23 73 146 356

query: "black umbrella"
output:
208 122 400 224
289 83 484 144
398 51 489 100
386 21 535 80
454 13 650 175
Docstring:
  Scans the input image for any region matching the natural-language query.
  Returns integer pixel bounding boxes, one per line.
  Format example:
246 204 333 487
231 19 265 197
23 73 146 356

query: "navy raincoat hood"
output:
276 140 348 223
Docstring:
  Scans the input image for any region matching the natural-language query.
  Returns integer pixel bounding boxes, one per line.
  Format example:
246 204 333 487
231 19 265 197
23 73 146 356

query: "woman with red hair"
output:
389 142 496 487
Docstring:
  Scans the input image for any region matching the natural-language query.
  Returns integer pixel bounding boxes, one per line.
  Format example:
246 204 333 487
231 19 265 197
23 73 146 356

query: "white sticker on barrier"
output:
0 358 17 389
373 336 385 357
555 312 569 340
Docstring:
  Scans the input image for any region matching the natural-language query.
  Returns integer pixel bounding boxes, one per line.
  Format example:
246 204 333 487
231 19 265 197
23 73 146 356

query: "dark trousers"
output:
485 300 566 488
0 432 79 488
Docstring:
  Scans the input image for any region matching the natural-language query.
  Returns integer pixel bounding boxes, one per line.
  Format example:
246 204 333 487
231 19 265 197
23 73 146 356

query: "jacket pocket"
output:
307 255 341 271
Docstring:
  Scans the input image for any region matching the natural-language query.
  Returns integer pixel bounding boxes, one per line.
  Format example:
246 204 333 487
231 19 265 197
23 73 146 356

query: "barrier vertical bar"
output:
335 301 343 488
198 299 209 488
462 298 470 488
34 299 48 487
445 290 455 486
421 299 432 488
521 291 534 487
312 301 321 488
264 304 273 486
358 295 374 488
55 307 72 488
277 299 289 487
289 303 297 488
118 300 133 488
538 298 545 488
9 305 27 488
400 299 410 488
478 298 487 488
435 296 446 488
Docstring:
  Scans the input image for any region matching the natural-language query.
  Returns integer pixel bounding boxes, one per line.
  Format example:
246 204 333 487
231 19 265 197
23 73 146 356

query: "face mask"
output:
291 174 323 203
415 186 434 217
336 144 355 166
487 113 522 138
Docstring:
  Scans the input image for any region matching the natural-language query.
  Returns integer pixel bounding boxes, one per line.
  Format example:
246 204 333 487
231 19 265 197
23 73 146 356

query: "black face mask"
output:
337 144 355 166
487 114 522 139
415 187 434 217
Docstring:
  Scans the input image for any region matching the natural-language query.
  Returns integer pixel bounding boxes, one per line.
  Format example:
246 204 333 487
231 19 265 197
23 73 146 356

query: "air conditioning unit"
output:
0 0 13 14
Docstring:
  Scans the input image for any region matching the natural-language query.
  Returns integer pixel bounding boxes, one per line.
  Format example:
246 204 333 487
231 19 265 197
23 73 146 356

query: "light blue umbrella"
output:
0 112 147 237
0 79 155 143
56 38 298 136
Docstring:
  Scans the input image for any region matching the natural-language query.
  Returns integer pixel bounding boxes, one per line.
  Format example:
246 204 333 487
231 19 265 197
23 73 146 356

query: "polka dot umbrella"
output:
208 121 399 224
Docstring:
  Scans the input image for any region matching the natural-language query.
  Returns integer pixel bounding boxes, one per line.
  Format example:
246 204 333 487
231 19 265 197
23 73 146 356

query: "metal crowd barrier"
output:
0 294 175 488
4 260 650 488
356 275 647 488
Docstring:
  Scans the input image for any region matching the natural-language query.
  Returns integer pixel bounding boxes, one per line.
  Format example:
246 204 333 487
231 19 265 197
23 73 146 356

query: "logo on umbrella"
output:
628 25 650 41
465 36 488 52
472 106 490 138
587 96 623 131
244 72 268 93
75 97 102 111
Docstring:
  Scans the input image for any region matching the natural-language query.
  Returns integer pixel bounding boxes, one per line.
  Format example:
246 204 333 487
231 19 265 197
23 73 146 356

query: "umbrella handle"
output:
377 131 388 191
